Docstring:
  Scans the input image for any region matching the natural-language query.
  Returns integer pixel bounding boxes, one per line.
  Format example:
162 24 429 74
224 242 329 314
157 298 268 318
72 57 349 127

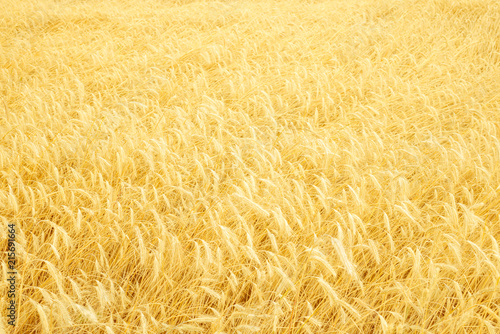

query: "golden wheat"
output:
1 0 500 332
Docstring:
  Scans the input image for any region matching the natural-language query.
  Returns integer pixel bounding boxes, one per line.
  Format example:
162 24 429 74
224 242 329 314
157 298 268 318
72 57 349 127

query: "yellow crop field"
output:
1 0 500 332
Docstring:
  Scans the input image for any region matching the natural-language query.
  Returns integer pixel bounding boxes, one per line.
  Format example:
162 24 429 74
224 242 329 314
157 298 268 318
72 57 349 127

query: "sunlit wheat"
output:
1 0 500 332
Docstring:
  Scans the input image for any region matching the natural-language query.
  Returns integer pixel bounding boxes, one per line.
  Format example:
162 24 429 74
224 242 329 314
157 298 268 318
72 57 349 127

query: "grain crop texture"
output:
1 0 500 333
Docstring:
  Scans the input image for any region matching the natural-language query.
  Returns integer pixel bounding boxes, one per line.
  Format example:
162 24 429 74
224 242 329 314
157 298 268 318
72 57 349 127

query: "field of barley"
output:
1 0 500 332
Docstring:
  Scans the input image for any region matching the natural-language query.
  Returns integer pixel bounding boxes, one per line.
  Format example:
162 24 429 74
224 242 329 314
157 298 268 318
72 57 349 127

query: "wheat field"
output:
1 0 500 332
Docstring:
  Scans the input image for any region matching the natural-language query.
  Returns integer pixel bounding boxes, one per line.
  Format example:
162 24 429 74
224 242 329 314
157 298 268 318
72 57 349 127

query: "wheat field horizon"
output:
1 0 500 333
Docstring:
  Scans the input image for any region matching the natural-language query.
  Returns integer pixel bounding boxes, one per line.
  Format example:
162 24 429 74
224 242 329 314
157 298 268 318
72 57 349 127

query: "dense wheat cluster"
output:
1 0 500 332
